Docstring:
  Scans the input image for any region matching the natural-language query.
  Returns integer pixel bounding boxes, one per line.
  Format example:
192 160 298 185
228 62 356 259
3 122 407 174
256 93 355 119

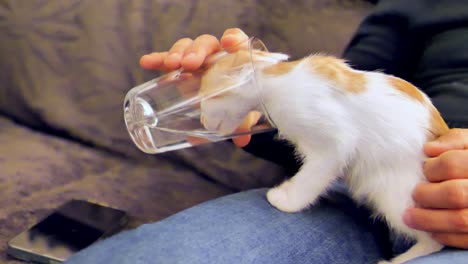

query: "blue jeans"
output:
65 187 467 264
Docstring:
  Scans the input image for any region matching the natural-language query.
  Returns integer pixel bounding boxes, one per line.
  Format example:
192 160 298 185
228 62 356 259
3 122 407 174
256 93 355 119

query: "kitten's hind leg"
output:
368 166 444 264
380 233 443 264
267 154 343 213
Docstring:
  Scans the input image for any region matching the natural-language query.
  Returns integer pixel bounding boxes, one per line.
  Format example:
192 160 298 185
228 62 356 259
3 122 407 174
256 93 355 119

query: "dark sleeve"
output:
342 0 418 79
344 0 468 127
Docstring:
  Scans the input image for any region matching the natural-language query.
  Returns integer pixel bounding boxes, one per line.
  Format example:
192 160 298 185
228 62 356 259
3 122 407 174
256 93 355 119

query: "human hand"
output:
231 111 262 147
139 28 249 72
404 129 468 249
140 28 256 147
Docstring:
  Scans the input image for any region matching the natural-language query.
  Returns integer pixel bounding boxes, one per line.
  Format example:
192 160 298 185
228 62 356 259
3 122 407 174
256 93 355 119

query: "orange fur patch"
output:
429 105 449 139
388 76 426 103
387 76 448 139
307 55 366 93
262 60 301 75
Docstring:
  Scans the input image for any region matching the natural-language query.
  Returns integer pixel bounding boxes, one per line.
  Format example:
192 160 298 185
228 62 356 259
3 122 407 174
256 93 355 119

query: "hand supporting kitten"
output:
405 129 468 249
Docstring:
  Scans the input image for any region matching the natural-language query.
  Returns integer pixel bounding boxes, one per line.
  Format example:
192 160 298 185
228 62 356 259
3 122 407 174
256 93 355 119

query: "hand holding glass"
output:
124 38 274 154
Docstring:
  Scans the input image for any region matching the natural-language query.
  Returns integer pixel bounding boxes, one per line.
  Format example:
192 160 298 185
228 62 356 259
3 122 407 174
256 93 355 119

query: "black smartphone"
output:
7 199 128 264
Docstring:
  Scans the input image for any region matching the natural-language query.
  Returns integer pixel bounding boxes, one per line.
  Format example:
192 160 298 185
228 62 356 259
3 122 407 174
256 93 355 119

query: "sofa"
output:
0 0 373 262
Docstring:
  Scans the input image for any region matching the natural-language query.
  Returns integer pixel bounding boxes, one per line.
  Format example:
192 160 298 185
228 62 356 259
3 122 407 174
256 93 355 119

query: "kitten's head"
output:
199 50 288 134
201 49 289 92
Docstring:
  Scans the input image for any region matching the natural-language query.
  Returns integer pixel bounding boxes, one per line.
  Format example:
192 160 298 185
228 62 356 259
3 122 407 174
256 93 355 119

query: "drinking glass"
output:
124 37 275 154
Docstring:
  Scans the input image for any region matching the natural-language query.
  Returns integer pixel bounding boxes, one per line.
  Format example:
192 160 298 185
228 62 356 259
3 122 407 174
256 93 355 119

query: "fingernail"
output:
184 52 197 61
181 53 200 69
426 140 441 147
403 209 414 227
423 141 442 155
139 55 149 63
222 34 238 43
168 53 181 60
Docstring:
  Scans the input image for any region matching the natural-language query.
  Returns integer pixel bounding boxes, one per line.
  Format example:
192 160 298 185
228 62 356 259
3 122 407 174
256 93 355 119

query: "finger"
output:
403 207 468 233
175 72 202 98
220 28 250 52
140 52 168 70
232 111 262 147
233 136 252 148
187 136 210 146
424 128 468 157
431 232 468 249
181 34 220 71
413 180 468 209
423 150 468 182
164 38 194 70
237 111 262 131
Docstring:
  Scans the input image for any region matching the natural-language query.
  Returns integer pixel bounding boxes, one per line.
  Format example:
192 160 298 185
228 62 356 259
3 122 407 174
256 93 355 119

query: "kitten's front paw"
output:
200 112 239 135
267 185 309 213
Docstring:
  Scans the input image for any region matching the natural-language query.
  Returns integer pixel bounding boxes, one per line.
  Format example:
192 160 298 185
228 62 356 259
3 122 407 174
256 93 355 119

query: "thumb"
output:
232 111 262 148
424 129 468 157
220 28 250 52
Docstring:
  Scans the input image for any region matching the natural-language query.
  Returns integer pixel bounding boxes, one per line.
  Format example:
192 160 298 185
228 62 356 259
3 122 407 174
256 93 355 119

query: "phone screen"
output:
7 200 128 263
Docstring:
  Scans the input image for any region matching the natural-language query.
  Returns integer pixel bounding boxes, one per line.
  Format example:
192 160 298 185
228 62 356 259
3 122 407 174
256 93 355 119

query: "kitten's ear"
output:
265 52 289 62
252 50 289 64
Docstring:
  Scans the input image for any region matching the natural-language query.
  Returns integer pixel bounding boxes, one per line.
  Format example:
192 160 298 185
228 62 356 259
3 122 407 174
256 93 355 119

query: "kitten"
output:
199 49 449 264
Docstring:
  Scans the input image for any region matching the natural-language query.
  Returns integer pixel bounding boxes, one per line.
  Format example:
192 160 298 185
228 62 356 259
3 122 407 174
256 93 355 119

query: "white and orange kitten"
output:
199 49 449 264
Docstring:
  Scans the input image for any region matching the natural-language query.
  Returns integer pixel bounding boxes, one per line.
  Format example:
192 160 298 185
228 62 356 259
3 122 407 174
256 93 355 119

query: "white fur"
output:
200 54 443 263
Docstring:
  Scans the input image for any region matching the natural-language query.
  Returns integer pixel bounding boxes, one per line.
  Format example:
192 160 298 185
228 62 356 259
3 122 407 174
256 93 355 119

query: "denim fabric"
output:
65 187 467 264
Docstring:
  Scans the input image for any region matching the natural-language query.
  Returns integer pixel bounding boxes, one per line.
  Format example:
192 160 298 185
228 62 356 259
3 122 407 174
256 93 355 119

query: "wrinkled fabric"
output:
65 188 468 263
